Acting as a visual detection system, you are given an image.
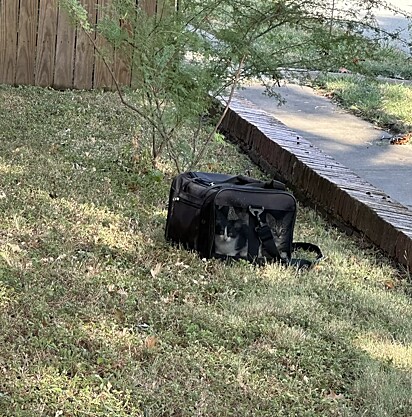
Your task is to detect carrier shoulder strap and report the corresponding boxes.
[289,242,324,269]
[250,208,323,269]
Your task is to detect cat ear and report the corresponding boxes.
[266,213,277,229]
[234,207,249,223]
[216,205,230,217]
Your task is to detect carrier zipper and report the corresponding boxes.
[215,187,296,200]
[188,172,216,187]
[172,196,201,208]
[194,178,214,187]
[182,176,215,193]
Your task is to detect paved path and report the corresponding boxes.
[239,81,412,209]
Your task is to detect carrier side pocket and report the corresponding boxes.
[166,195,202,250]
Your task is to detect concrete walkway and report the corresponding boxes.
[239,81,412,209]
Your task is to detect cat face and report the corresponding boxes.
[214,208,248,257]
[215,220,242,242]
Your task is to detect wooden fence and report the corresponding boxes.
[0,0,171,90]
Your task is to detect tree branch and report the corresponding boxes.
[81,27,170,144]
[189,54,246,169]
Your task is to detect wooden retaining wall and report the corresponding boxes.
[220,95,412,271]
[0,0,169,89]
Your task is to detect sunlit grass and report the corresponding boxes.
[0,84,411,416]
[355,333,412,370]
[314,75,412,134]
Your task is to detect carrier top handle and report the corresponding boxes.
[218,175,286,191]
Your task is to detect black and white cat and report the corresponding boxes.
[214,209,248,257]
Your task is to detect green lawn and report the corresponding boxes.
[313,75,412,135]
[0,85,411,417]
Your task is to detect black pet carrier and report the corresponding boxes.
[165,172,322,268]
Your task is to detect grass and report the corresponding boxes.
[313,75,412,135]
[1,84,412,416]
[358,46,412,81]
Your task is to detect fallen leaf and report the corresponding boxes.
[390,133,411,145]
[117,288,128,298]
[175,261,189,269]
[114,309,125,323]
[127,183,139,192]
[144,336,158,349]
[150,263,162,278]
[325,389,344,401]
[8,243,21,253]
[384,280,395,290]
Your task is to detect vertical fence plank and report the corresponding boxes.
[94,0,113,89]
[114,51,131,87]
[0,0,5,83]
[73,0,97,90]
[156,0,175,18]
[36,0,58,87]
[54,6,76,89]
[0,0,19,84]
[15,0,38,85]
[114,20,132,87]
[140,0,157,16]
